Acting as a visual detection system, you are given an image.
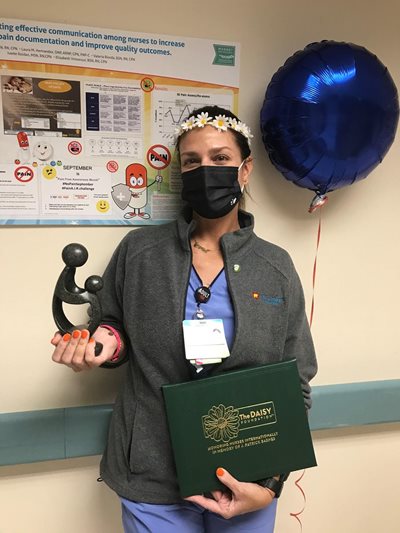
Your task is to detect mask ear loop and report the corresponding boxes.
[238,158,249,193]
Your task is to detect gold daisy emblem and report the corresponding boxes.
[203,404,240,442]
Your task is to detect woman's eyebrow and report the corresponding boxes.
[179,150,199,157]
[180,146,233,157]
[208,146,234,154]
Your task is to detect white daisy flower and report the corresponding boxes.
[174,125,183,136]
[240,124,253,140]
[228,118,240,131]
[173,125,185,143]
[195,112,212,128]
[181,116,196,131]
[212,114,229,131]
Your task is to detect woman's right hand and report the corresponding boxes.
[51,327,118,372]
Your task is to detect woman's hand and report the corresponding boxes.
[51,327,118,372]
[185,468,274,518]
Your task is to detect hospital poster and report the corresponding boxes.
[0,18,239,225]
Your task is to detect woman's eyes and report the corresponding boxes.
[181,154,230,168]
[182,158,199,168]
[214,154,230,163]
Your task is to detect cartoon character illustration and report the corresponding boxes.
[15,131,30,164]
[68,141,82,155]
[111,163,162,220]
[33,141,53,162]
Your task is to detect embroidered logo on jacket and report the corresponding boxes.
[252,292,284,305]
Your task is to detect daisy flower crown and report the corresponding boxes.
[174,112,253,145]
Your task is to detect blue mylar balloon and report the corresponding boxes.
[260,41,399,197]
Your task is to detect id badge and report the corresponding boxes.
[182,318,230,364]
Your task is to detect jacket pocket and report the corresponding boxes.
[128,401,174,477]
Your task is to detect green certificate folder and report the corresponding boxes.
[162,360,317,497]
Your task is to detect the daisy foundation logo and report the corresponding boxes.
[202,402,278,454]
[202,405,240,443]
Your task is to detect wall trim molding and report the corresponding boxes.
[1,379,399,466]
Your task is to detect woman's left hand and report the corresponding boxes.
[184,468,274,519]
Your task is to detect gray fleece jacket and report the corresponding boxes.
[99,209,317,503]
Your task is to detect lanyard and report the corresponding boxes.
[190,266,223,319]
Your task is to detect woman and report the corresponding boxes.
[51,106,317,532]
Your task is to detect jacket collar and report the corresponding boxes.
[176,207,255,256]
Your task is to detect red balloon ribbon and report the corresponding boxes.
[290,208,323,530]
[289,469,307,531]
[309,210,322,328]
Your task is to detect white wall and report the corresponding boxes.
[1,424,399,533]
[1,1,399,531]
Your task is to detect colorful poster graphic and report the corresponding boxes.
[0,18,239,225]
[2,77,81,137]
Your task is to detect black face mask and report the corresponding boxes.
[181,165,243,219]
